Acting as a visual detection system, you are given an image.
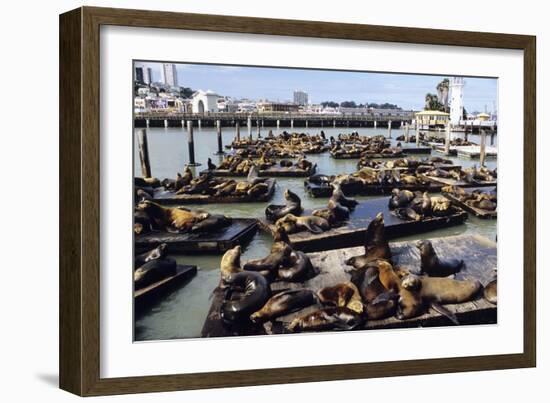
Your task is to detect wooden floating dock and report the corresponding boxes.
[200,165,316,178]
[135,264,197,316]
[400,146,432,154]
[443,187,497,219]
[201,234,496,337]
[260,197,467,252]
[331,151,404,159]
[135,219,259,254]
[455,145,498,159]
[305,179,443,198]
[420,175,496,189]
[151,178,276,205]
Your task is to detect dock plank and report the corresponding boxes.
[443,187,497,219]
[135,218,259,254]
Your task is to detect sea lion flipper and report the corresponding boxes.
[430,302,459,325]
[371,291,396,305]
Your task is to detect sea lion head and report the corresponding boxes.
[272,225,291,244]
[401,274,422,291]
[136,199,156,212]
[220,245,242,277]
[416,240,434,255]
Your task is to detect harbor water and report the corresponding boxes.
[133,126,497,341]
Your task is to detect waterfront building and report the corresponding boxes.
[191,90,220,113]
[477,112,490,121]
[415,110,450,129]
[258,102,299,113]
[135,66,144,83]
[449,77,465,125]
[160,63,178,87]
[293,90,308,106]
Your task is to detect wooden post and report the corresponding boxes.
[415,120,420,147]
[187,121,199,166]
[374,120,377,129]
[137,129,151,178]
[198,119,202,129]
[235,121,240,141]
[480,129,487,167]
[333,119,336,128]
[164,119,168,128]
[444,122,451,154]
[257,120,261,138]
[464,121,469,142]
[405,123,410,142]
[146,119,150,128]
[490,131,495,146]
[216,120,224,154]
[291,119,294,129]
[306,120,308,129]
[277,119,280,130]
[387,120,392,138]
[247,116,252,139]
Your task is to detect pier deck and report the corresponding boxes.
[200,165,316,178]
[260,197,467,253]
[420,175,496,188]
[135,265,198,315]
[201,234,496,337]
[151,178,276,205]
[305,179,443,198]
[135,219,259,254]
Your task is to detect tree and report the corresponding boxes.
[321,101,339,108]
[425,93,444,111]
[340,101,357,108]
[436,78,450,111]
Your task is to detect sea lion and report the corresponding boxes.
[134,257,177,290]
[430,197,453,216]
[220,271,271,323]
[365,292,397,320]
[207,158,217,171]
[389,189,415,209]
[331,183,358,209]
[401,274,481,304]
[265,189,303,222]
[278,250,315,282]
[134,177,161,188]
[317,282,364,314]
[214,180,237,197]
[345,213,392,270]
[191,214,231,233]
[275,213,330,234]
[135,243,168,267]
[136,188,153,201]
[247,182,269,197]
[327,198,350,222]
[286,307,364,333]
[416,240,464,277]
[243,242,292,277]
[136,200,209,232]
[250,289,317,323]
[134,210,152,234]
[394,207,422,221]
[220,245,242,283]
[484,279,497,304]
[312,208,337,225]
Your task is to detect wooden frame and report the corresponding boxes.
[59,6,536,396]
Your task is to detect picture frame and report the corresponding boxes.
[59,6,536,396]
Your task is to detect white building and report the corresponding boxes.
[160,63,178,87]
[293,90,308,106]
[449,77,465,125]
[191,90,220,113]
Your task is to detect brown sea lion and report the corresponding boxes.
[220,245,242,283]
[344,213,392,270]
[416,240,464,277]
[277,250,315,282]
[265,189,303,222]
[136,200,209,232]
[135,243,168,267]
[484,279,497,304]
[287,307,364,333]
[220,271,271,323]
[247,182,269,197]
[275,213,330,234]
[243,242,292,277]
[191,214,231,233]
[327,198,350,222]
[401,274,481,304]
[250,289,317,323]
[331,183,358,209]
[134,257,177,290]
[317,282,364,314]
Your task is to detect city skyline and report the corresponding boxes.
[135,61,498,113]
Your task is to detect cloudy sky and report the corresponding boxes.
[136,61,497,113]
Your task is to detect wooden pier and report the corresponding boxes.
[419,174,496,188]
[260,197,467,252]
[200,165,316,178]
[305,179,444,198]
[201,234,497,337]
[135,219,259,254]
[151,178,276,205]
[135,264,197,315]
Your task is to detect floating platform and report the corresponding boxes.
[443,187,497,219]
[419,175,497,188]
[400,146,432,154]
[151,178,276,205]
[201,234,496,337]
[305,179,443,198]
[455,145,498,159]
[260,197,468,252]
[331,151,404,159]
[200,165,316,178]
[135,264,197,315]
[135,219,259,254]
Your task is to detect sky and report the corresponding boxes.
[136,61,498,113]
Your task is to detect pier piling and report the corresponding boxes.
[137,129,152,178]
[444,123,451,154]
[291,119,294,129]
[186,121,200,166]
[257,120,261,138]
[405,123,410,142]
[415,121,420,147]
[480,130,487,167]
[216,120,224,154]
[247,116,252,140]
[490,131,495,146]
[387,120,392,138]
[277,120,280,130]
[235,121,240,141]
[198,119,201,129]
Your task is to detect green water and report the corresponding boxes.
[133,126,497,341]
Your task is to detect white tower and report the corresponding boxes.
[449,77,465,125]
